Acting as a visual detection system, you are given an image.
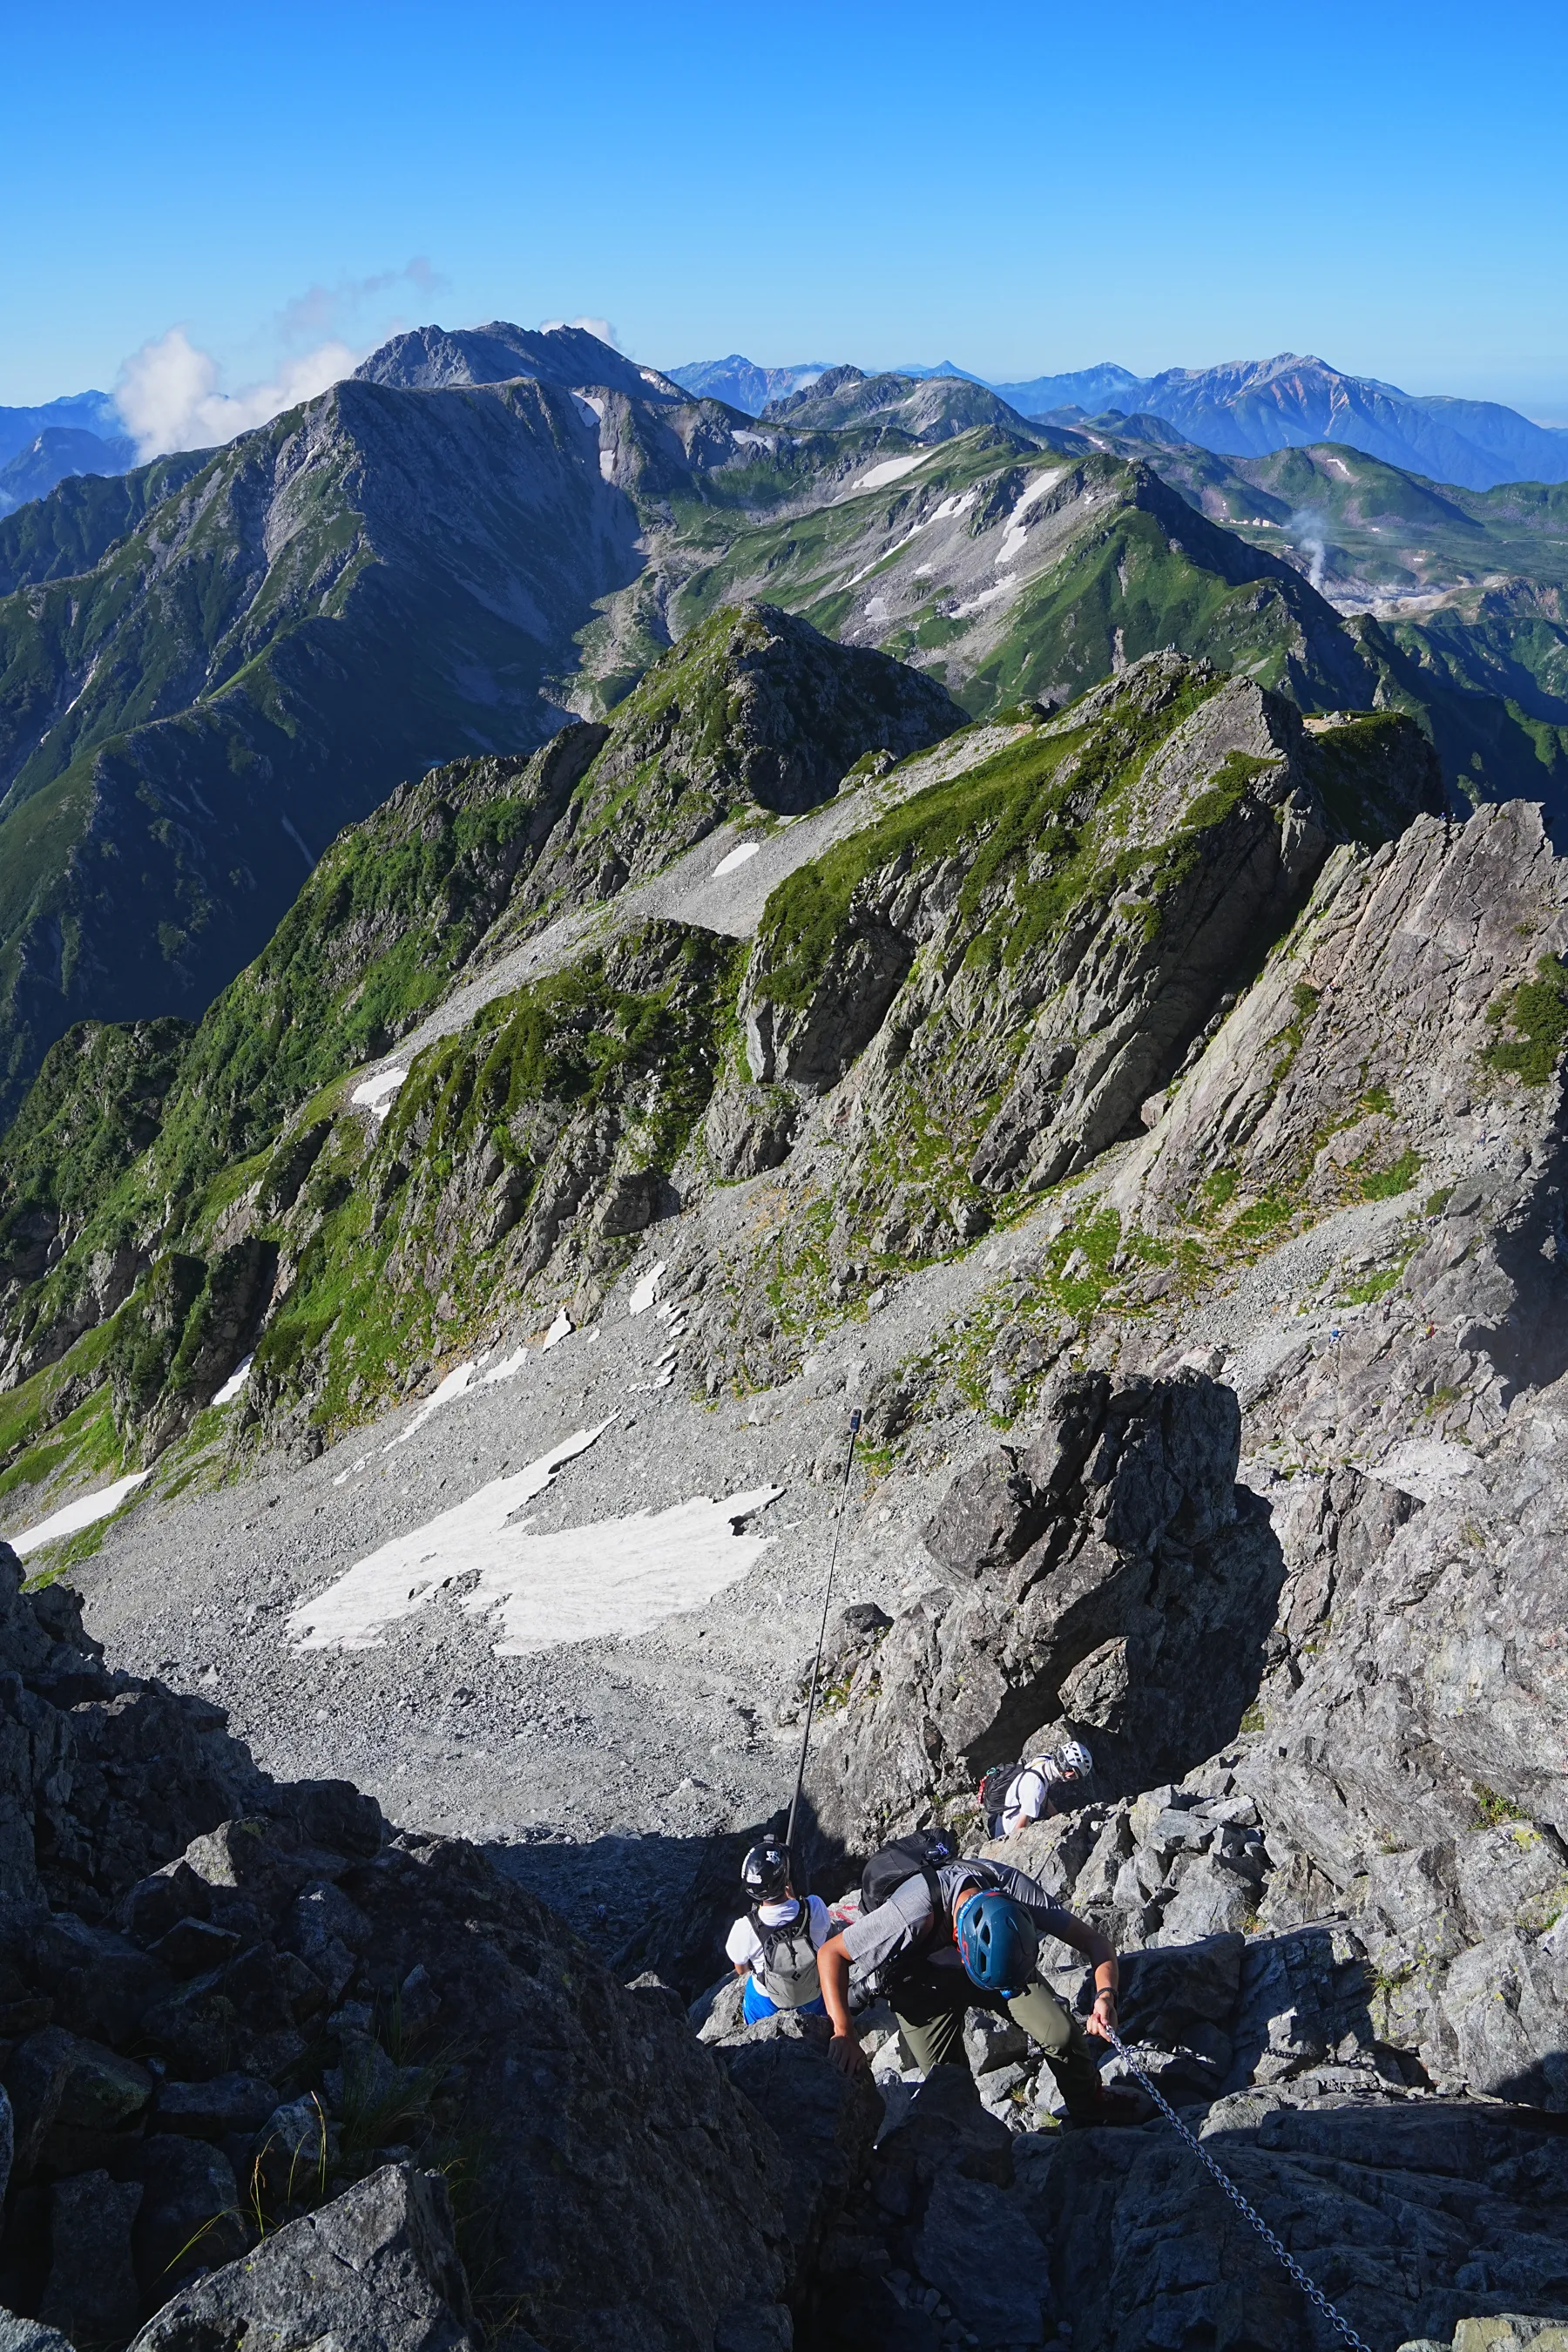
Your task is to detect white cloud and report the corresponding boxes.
[278,257,447,347]
[117,328,357,460]
[540,314,618,348]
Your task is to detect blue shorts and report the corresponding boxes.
[743,1978,827,2024]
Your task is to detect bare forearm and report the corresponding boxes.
[1054,1913,1119,1989]
[818,1939,855,2038]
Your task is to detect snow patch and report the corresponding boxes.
[712,841,761,877]
[598,449,617,482]
[951,576,1017,617]
[843,526,924,589]
[481,1347,530,1386]
[573,393,605,422]
[387,1362,476,1450]
[732,429,774,450]
[842,449,942,497]
[998,468,1066,565]
[544,1308,573,1349]
[629,1261,666,1315]
[10,1471,151,1558]
[287,1424,618,1650]
[351,1067,408,1119]
[211,1355,253,1408]
[930,491,977,521]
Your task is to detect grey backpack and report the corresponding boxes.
[748,1903,821,2009]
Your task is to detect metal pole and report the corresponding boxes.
[785,1409,861,1860]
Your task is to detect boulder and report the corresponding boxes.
[127,2163,474,2352]
[3,2031,75,2179]
[152,2072,278,2139]
[912,2168,1055,2347]
[129,2135,244,2301]
[39,2169,143,2346]
[872,2067,1016,2218]
[813,1369,1286,1840]
[148,1917,240,1977]
[0,2315,76,2352]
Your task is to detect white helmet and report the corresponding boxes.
[1051,1739,1094,1782]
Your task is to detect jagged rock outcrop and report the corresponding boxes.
[1239,1382,1568,2107]
[504,603,963,923]
[809,1369,1286,1844]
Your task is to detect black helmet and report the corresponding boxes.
[741,1842,791,1900]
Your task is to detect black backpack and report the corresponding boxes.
[859,1828,955,1917]
[977,1759,1032,1837]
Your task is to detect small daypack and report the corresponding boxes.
[748,1902,821,2010]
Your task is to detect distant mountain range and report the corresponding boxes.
[668,351,1568,492]
[7,347,1566,528]
[0,391,131,518]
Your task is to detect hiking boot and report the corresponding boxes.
[1064,2083,1146,2128]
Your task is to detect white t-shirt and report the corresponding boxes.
[726,1895,833,1971]
[1000,1765,1051,1836]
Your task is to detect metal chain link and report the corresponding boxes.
[1104,2027,1377,2352]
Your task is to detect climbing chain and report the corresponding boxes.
[1103,2028,1376,2352]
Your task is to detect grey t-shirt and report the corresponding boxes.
[841,1859,1077,1978]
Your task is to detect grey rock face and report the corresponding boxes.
[127,2163,475,2352]
[1238,1389,1568,2103]
[704,1083,803,1180]
[1039,2092,1568,2352]
[0,2316,75,2352]
[745,919,914,1094]
[813,1369,1282,1839]
[710,2012,884,2294]
[913,2168,1054,2345]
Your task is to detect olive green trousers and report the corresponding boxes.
[891,1960,1104,2113]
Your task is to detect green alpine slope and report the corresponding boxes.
[0,603,954,1411]
[0,639,1436,1511]
[0,374,648,1125]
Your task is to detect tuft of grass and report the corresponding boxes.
[1473,1782,1528,1827]
[1359,1149,1422,1200]
[1482,954,1568,1086]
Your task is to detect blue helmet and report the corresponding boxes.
[955,1890,1039,1998]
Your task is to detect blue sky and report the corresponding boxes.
[7,0,1568,417]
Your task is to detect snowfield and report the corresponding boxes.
[843,449,942,496]
[287,1414,783,1655]
[712,841,761,876]
[9,1470,151,1558]
[350,1067,408,1119]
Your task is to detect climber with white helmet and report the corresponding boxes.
[978,1738,1096,1841]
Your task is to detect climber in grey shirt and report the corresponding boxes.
[818,1856,1141,2126]
[841,1859,1078,1980]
